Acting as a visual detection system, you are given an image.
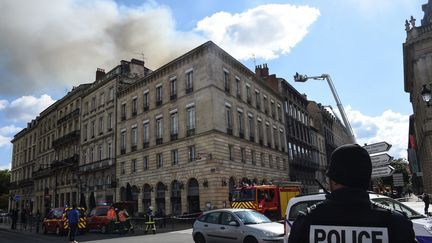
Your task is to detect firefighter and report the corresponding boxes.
[118,208,127,235]
[144,206,156,234]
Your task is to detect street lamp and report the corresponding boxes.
[421,84,431,106]
[293,72,356,143]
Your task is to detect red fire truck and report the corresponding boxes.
[230,181,301,220]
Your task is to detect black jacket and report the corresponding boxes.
[288,188,417,243]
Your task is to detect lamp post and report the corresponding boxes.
[421,84,431,106]
[294,73,356,143]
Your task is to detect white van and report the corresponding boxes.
[284,193,432,243]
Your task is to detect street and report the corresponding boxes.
[0,227,194,243]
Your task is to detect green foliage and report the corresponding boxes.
[0,169,10,210]
[381,158,410,186]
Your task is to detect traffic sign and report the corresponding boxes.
[392,173,404,187]
[371,165,395,178]
[370,153,392,167]
[14,195,21,201]
[363,142,392,154]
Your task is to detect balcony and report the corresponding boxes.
[187,128,195,137]
[57,108,80,125]
[239,131,244,139]
[120,148,126,155]
[227,128,233,135]
[131,145,137,152]
[170,94,177,100]
[143,106,149,112]
[186,87,193,94]
[51,154,79,168]
[33,167,53,178]
[170,133,178,141]
[79,158,115,173]
[156,138,163,145]
[143,142,149,149]
[156,100,162,106]
[52,130,80,149]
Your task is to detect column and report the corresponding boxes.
[137,191,143,213]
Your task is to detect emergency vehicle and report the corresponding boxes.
[231,181,301,220]
[42,207,87,235]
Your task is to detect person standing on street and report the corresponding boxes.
[67,203,79,243]
[423,193,430,215]
[288,144,417,243]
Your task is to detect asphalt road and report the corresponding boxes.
[0,227,194,243]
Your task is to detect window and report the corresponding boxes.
[132,97,137,115]
[274,127,278,150]
[156,85,162,106]
[186,106,195,136]
[143,156,149,170]
[121,103,126,120]
[91,120,95,138]
[257,120,263,144]
[186,70,193,94]
[108,142,112,158]
[263,96,268,114]
[251,150,256,165]
[246,85,251,103]
[143,91,149,111]
[255,91,260,109]
[236,78,241,98]
[266,124,271,147]
[228,145,234,161]
[271,100,276,118]
[131,126,137,150]
[83,124,88,141]
[121,162,125,174]
[107,112,113,130]
[248,115,254,141]
[224,70,230,92]
[188,145,196,162]
[98,145,102,160]
[171,149,178,166]
[170,77,177,100]
[261,152,265,167]
[238,111,244,138]
[109,87,114,101]
[99,93,105,106]
[120,131,126,154]
[280,130,285,151]
[156,153,163,169]
[131,159,136,173]
[156,117,163,144]
[240,147,246,163]
[276,157,280,169]
[91,97,96,111]
[269,155,273,168]
[277,104,282,122]
[83,150,87,164]
[98,116,104,135]
[170,112,178,138]
[226,106,232,134]
[143,122,149,147]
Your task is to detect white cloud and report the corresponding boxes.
[345,106,409,159]
[0,100,7,110]
[0,125,22,136]
[0,0,205,95]
[195,4,320,60]
[3,95,56,122]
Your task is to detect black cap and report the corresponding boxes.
[327,144,372,190]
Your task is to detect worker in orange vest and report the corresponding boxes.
[118,209,127,235]
[106,207,116,234]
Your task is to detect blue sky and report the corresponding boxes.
[0,0,424,169]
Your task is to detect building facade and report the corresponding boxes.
[115,41,289,215]
[404,0,432,193]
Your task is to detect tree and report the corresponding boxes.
[0,169,11,210]
[381,158,411,193]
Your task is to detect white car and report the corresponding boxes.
[284,193,432,243]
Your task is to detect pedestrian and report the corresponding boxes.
[67,203,79,243]
[20,209,27,230]
[423,192,430,215]
[10,209,18,230]
[35,210,41,233]
[106,206,116,234]
[288,144,417,243]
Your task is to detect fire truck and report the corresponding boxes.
[230,181,301,220]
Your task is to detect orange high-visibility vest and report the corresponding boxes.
[119,211,127,222]
[107,209,116,220]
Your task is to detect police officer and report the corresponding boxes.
[288,144,417,243]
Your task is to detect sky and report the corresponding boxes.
[0,0,425,170]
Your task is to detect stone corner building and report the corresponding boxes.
[404,0,432,194]
[9,41,290,215]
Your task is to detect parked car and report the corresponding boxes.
[193,208,284,243]
[42,207,87,235]
[87,205,111,233]
[284,193,432,243]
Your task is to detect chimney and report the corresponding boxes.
[255,65,262,79]
[255,64,270,79]
[262,63,269,77]
[96,68,105,81]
